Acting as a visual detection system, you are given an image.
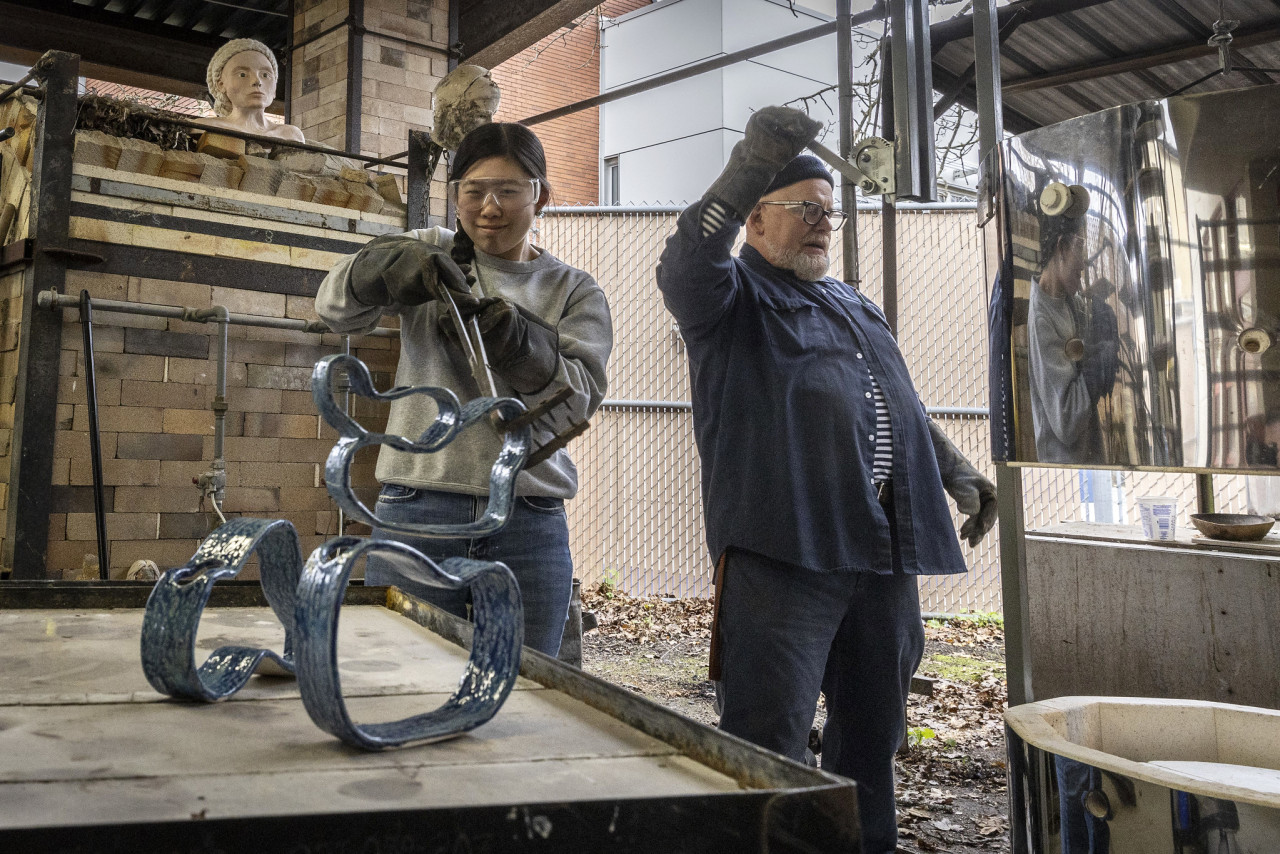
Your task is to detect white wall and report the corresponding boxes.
[599,0,980,205]
[602,0,843,205]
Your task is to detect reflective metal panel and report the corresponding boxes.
[1008,728,1280,853]
[1001,84,1280,470]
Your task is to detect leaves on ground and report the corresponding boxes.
[579,590,1010,853]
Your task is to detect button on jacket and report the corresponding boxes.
[656,201,967,576]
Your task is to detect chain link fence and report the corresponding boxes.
[538,204,1250,613]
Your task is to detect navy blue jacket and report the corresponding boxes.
[656,201,967,576]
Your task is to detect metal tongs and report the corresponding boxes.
[426,270,588,469]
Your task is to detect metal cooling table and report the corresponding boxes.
[0,582,859,852]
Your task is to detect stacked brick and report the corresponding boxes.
[72,127,406,215]
[0,95,38,246]
[291,0,450,223]
[44,272,396,578]
[291,0,351,148]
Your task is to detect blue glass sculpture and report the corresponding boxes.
[295,537,522,748]
[140,353,530,748]
[312,353,531,538]
[140,517,302,701]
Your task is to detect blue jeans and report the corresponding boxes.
[365,485,574,656]
[716,548,924,854]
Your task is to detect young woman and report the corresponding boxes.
[316,123,613,656]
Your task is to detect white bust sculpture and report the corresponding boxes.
[201,38,305,143]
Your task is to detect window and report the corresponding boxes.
[603,156,620,206]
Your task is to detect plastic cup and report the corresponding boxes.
[1138,496,1178,541]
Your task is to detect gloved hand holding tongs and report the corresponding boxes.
[347,233,500,397]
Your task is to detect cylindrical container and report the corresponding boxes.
[1138,496,1178,540]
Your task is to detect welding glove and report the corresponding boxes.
[928,420,998,547]
[707,106,824,219]
[348,234,470,308]
[1080,297,1119,403]
[441,293,560,395]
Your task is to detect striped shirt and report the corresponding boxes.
[869,373,893,483]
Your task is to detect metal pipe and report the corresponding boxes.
[0,71,38,105]
[78,290,109,580]
[540,202,979,214]
[836,0,860,286]
[1196,473,1216,515]
[37,291,400,338]
[519,7,887,128]
[191,307,230,508]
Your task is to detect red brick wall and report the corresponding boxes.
[491,1,649,206]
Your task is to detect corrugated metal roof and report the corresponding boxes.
[932,0,1280,131]
[68,0,291,52]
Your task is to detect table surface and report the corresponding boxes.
[0,605,743,829]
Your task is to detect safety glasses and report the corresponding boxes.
[758,200,848,229]
[448,178,541,213]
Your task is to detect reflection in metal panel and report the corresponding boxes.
[1000,83,1280,471]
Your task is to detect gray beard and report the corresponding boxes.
[762,238,830,281]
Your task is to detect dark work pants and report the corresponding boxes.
[716,549,924,854]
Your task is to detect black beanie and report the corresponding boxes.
[764,153,834,195]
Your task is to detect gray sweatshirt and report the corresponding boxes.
[1028,278,1102,463]
[315,227,612,499]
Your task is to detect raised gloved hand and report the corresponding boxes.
[348,234,470,308]
[707,106,823,219]
[441,293,560,394]
[927,420,998,547]
[1080,297,1119,403]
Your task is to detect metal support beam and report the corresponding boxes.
[6,51,78,579]
[345,0,364,154]
[462,0,601,69]
[888,0,936,202]
[972,0,1033,707]
[407,130,432,231]
[837,0,859,288]
[879,38,898,335]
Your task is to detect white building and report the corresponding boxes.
[598,0,978,206]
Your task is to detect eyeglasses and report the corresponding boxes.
[758,200,847,229]
[448,178,541,213]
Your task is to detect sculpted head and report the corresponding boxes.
[207,39,280,117]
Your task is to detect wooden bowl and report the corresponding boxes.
[1189,513,1276,542]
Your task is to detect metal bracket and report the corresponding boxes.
[852,137,896,196]
[806,137,895,196]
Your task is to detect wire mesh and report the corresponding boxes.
[538,204,1252,613]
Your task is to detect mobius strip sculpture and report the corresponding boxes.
[313,353,532,539]
[140,517,302,701]
[140,353,529,748]
[295,537,522,749]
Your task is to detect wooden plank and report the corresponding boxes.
[74,164,406,227]
[0,606,543,705]
[70,189,381,250]
[70,203,370,257]
[71,170,405,236]
[0,688,689,785]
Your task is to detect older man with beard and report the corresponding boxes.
[655,106,996,854]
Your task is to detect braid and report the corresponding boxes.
[450,224,479,289]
